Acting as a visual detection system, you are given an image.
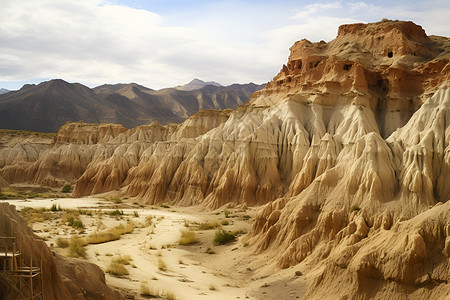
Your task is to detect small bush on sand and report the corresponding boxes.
[56,237,69,248]
[158,258,167,271]
[86,222,133,244]
[106,262,129,277]
[140,281,157,296]
[68,237,86,258]
[178,229,199,245]
[108,209,124,216]
[197,221,220,230]
[212,229,235,246]
[50,204,62,211]
[112,255,132,265]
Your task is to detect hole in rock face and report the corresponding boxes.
[388,51,393,58]
[343,64,352,71]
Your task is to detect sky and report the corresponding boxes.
[0,0,449,90]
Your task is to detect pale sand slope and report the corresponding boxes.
[13,197,307,300]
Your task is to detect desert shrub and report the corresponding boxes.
[209,284,217,291]
[221,220,229,226]
[106,262,129,277]
[197,221,220,230]
[165,291,177,300]
[112,255,132,265]
[111,197,122,204]
[133,211,139,217]
[108,209,124,216]
[212,229,235,246]
[86,222,133,244]
[242,215,251,220]
[205,247,215,254]
[140,281,157,296]
[61,184,72,193]
[68,237,86,258]
[73,219,84,229]
[50,204,62,211]
[56,237,69,248]
[158,258,167,271]
[224,210,231,218]
[178,229,199,245]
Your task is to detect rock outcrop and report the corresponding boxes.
[0,20,449,299]
[0,203,123,300]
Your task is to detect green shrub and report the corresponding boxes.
[108,209,124,216]
[221,220,229,226]
[73,220,84,229]
[61,184,72,193]
[212,229,235,245]
[50,204,62,211]
[224,210,230,218]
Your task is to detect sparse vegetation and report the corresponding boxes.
[85,222,133,244]
[72,219,84,229]
[242,215,251,220]
[197,221,220,230]
[158,258,167,271]
[111,197,122,204]
[140,281,156,296]
[221,220,229,226]
[61,184,72,193]
[50,203,62,211]
[106,262,129,277]
[224,210,231,218]
[56,237,69,248]
[351,204,361,212]
[212,229,235,245]
[205,247,216,254]
[68,237,86,258]
[112,255,132,265]
[108,209,124,216]
[178,229,199,245]
[209,284,217,291]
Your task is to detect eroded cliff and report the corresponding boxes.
[0,20,449,299]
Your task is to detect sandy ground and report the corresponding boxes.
[4,197,307,300]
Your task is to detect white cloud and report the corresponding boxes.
[0,0,448,90]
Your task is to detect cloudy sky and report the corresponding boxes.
[0,0,449,90]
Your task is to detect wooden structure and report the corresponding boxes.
[0,235,44,300]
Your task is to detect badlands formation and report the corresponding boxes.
[0,20,449,299]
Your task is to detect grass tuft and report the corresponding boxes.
[106,262,129,277]
[56,237,69,248]
[68,237,86,258]
[178,229,199,245]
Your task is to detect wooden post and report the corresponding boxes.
[40,257,44,300]
[30,256,33,300]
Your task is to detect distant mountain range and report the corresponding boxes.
[0,88,9,95]
[175,78,222,91]
[0,79,264,132]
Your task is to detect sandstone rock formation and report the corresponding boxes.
[0,202,123,300]
[0,20,449,299]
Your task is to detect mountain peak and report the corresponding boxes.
[176,78,222,91]
[0,88,10,95]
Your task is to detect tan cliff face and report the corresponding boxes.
[0,20,449,299]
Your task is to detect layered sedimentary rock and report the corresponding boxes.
[0,203,123,300]
[0,20,449,298]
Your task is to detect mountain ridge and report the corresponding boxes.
[0,79,264,132]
